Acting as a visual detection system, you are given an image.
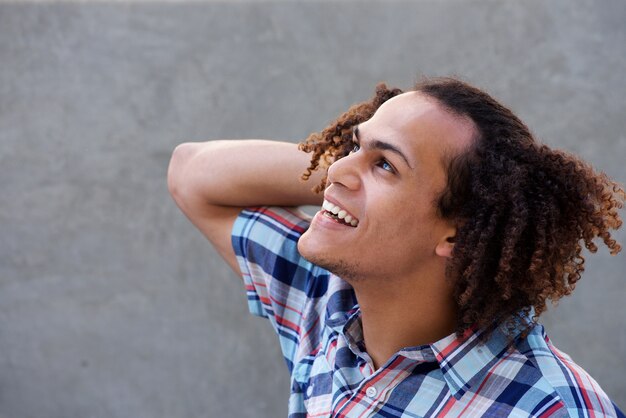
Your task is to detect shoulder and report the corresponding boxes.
[517,325,617,417]
[450,324,618,417]
[231,206,329,292]
[233,206,311,248]
[231,206,333,367]
[232,207,313,273]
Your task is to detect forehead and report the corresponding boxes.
[359,91,476,166]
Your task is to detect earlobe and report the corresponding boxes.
[435,235,455,258]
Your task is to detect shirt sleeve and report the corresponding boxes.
[231,206,329,369]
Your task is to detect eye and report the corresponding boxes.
[350,142,360,154]
[377,159,395,173]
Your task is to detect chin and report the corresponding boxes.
[298,229,339,262]
[297,233,360,281]
[297,231,321,264]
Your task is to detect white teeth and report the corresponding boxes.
[322,199,359,227]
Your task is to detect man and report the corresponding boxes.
[168,78,624,417]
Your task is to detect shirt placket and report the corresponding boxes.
[332,357,416,417]
[332,313,430,417]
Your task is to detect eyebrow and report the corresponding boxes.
[353,125,413,169]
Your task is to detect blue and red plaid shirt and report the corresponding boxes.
[232,206,619,417]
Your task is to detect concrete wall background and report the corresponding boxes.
[1,1,624,417]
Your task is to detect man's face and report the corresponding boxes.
[298,91,475,281]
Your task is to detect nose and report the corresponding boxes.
[326,153,361,191]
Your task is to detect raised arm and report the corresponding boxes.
[167,140,324,276]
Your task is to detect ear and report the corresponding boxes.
[435,227,456,259]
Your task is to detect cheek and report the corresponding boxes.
[366,200,416,238]
[368,198,437,244]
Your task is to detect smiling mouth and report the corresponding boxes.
[321,199,359,227]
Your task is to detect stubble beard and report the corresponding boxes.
[298,244,362,282]
[306,254,361,282]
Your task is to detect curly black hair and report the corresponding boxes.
[299,77,624,338]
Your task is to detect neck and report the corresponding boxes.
[351,262,458,370]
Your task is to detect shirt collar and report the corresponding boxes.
[329,307,534,398]
[430,309,535,399]
[323,275,535,399]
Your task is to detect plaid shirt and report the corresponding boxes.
[232,207,618,418]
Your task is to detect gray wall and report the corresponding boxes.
[1,1,624,417]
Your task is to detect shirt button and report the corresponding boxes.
[306,385,313,397]
[366,386,377,398]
